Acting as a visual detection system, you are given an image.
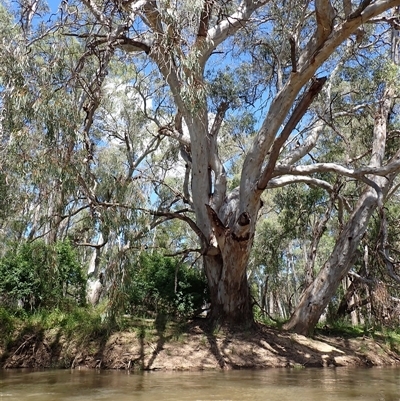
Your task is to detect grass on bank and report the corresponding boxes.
[0,304,189,353]
[1,306,400,355]
[313,319,400,355]
[0,305,109,348]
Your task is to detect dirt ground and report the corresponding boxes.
[1,319,400,370]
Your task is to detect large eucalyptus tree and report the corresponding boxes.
[66,0,400,331]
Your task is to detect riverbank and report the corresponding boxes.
[1,318,400,370]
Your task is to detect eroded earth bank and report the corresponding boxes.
[2,320,400,370]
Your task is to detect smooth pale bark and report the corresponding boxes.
[87,278,103,306]
[86,233,107,305]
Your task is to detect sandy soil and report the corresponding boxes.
[1,319,400,370]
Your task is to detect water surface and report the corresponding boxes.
[0,368,399,400]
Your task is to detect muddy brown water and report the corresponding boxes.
[0,368,399,400]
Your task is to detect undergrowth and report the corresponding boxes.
[0,304,191,349]
[0,305,112,347]
[315,320,366,338]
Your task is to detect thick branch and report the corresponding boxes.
[240,2,400,225]
[210,102,229,137]
[198,0,269,68]
[348,270,375,285]
[315,0,336,44]
[274,158,400,179]
[164,248,202,257]
[297,0,335,69]
[141,0,163,33]
[343,0,353,17]
[338,297,371,316]
[115,36,151,53]
[158,125,191,148]
[280,121,324,165]
[209,102,229,210]
[258,76,327,190]
[289,36,297,73]
[77,241,108,249]
[267,175,352,212]
[81,0,108,25]
[206,204,227,252]
[349,0,373,19]
[150,209,208,252]
[298,0,400,72]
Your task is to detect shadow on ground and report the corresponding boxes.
[1,318,400,370]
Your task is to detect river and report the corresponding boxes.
[0,368,399,400]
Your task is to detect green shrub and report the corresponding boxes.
[123,253,208,318]
[0,306,14,336]
[0,240,86,311]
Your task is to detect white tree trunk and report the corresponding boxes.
[86,234,106,305]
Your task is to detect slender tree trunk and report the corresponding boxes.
[337,276,359,318]
[277,297,286,320]
[260,274,269,316]
[350,291,359,326]
[304,191,337,287]
[86,233,107,305]
[269,293,275,317]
